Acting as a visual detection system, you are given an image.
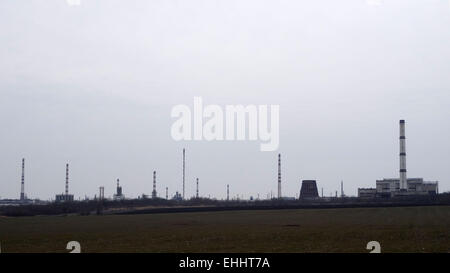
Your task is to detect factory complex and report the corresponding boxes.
[0,120,441,206]
[358,120,438,198]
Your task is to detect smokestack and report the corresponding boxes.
[183,148,185,200]
[65,164,69,195]
[152,171,157,199]
[99,186,104,200]
[227,184,229,201]
[277,154,281,199]
[196,178,199,198]
[20,158,25,201]
[399,120,407,191]
[166,187,168,200]
[341,181,344,197]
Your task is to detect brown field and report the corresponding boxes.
[0,206,449,253]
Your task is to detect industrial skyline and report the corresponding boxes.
[4,120,443,202]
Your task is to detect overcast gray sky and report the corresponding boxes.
[0,0,449,200]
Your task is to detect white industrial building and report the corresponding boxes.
[358,120,439,198]
[375,178,438,197]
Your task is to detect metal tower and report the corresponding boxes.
[277,153,281,199]
[99,186,104,200]
[196,178,199,198]
[152,171,157,199]
[65,164,69,195]
[20,158,25,201]
[399,120,407,191]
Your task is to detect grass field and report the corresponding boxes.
[1,206,449,253]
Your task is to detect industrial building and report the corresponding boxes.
[113,179,124,200]
[357,188,377,198]
[375,178,438,197]
[172,191,182,201]
[358,120,439,198]
[299,180,319,199]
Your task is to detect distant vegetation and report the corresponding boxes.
[1,193,450,217]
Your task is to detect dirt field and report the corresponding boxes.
[0,206,449,253]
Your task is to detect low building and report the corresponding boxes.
[358,188,377,198]
[55,194,74,202]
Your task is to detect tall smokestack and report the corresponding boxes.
[152,171,157,199]
[277,154,281,199]
[182,148,185,200]
[166,187,168,200]
[341,181,344,197]
[65,164,69,195]
[99,186,104,200]
[20,158,25,201]
[227,184,229,201]
[399,120,407,191]
[196,178,199,198]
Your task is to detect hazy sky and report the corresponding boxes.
[1,0,449,200]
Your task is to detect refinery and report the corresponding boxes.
[0,120,443,209]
